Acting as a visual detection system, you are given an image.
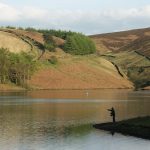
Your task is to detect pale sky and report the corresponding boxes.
[0,0,150,34]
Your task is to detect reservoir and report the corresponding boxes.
[0,90,150,150]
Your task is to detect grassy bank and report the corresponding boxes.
[0,84,25,91]
[93,116,150,140]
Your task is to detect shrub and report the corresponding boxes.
[0,48,37,86]
[18,27,24,30]
[25,27,37,32]
[43,34,56,52]
[0,48,10,83]
[44,43,56,52]
[6,26,16,29]
[48,56,58,64]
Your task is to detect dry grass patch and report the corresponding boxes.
[0,31,31,53]
[29,55,133,90]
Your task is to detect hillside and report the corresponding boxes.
[90,27,150,57]
[28,54,133,89]
[0,30,31,53]
[0,28,45,60]
[90,27,150,89]
[0,27,133,90]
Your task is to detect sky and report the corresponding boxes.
[0,0,150,34]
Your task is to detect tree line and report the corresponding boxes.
[39,30,96,55]
[1,27,96,55]
[38,29,96,55]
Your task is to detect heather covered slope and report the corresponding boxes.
[90,27,150,57]
[90,27,150,89]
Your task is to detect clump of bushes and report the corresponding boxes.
[127,67,150,89]
[43,34,56,52]
[6,26,16,29]
[48,56,58,64]
[0,48,37,86]
[63,33,96,55]
[25,27,37,32]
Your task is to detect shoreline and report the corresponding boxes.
[0,83,135,91]
[0,85,134,92]
[1,87,150,92]
[93,116,150,140]
[0,84,25,91]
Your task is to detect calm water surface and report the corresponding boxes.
[0,90,150,150]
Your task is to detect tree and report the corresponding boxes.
[0,48,37,86]
[0,48,10,83]
[8,52,37,86]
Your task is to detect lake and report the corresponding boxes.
[0,89,150,150]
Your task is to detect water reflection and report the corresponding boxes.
[0,90,150,150]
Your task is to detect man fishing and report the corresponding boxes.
[108,107,116,123]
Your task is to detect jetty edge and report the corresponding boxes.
[93,116,150,140]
